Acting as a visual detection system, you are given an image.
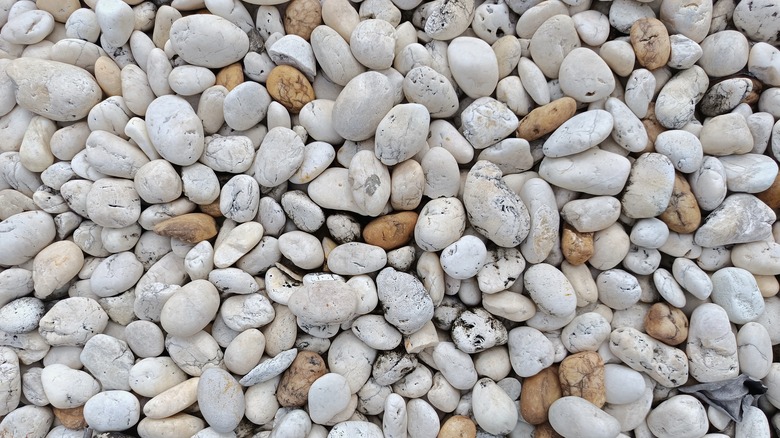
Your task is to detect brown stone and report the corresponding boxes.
[516,97,577,141]
[199,200,223,218]
[362,211,418,250]
[520,366,561,425]
[215,63,244,91]
[561,223,594,265]
[153,213,218,244]
[438,415,477,438]
[94,56,122,97]
[757,171,780,209]
[659,172,701,233]
[743,77,763,105]
[558,351,606,408]
[277,350,328,407]
[630,17,671,70]
[266,65,315,114]
[642,102,665,152]
[284,0,322,41]
[645,302,689,345]
[534,423,564,438]
[53,406,88,430]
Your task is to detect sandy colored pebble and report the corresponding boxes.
[520,366,561,425]
[199,201,223,217]
[558,351,606,408]
[644,302,689,345]
[438,415,477,438]
[285,0,322,40]
[757,172,780,209]
[516,97,577,141]
[659,172,701,233]
[94,56,122,97]
[153,213,218,244]
[215,63,244,91]
[630,18,671,70]
[52,406,87,430]
[266,65,316,113]
[277,350,328,407]
[363,211,418,250]
[561,223,594,266]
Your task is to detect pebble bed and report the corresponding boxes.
[2,0,780,437]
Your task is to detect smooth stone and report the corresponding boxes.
[164,331,224,378]
[308,373,351,424]
[402,66,458,118]
[198,368,245,433]
[169,14,248,68]
[654,129,703,173]
[310,25,365,87]
[145,95,204,166]
[539,148,631,196]
[41,364,101,408]
[219,175,260,223]
[621,153,676,219]
[414,197,466,252]
[719,154,779,194]
[252,127,304,187]
[0,405,53,437]
[687,303,739,382]
[694,194,775,247]
[83,390,140,432]
[604,364,645,405]
[6,58,101,122]
[646,395,709,438]
[472,378,517,435]
[700,113,753,155]
[559,48,615,102]
[549,396,621,438]
[624,69,656,118]
[332,71,394,141]
[529,15,580,79]
[655,66,709,129]
[38,297,108,347]
[160,280,220,338]
[507,326,554,378]
[1,9,54,44]
[327,243,387,275]
[561,196,621,232]
[288,278,357,325]
[738,322,773,379]
[543,110,613,157]
[447,37,499,98]
[374,103,429,165]
[689,156,728,211]
[451,308,508,354]
[710,267,765,324]
[439,236,487,280]
[80,334,134,391]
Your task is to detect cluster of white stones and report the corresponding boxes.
[1,0,780,437]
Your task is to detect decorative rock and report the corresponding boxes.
[145,95,204,166]
[655,66,708,129]
[646,395,709,438]
[169,15,249,68]
[83,390,140,432]
[705,192,776,246]
[288,278,357,325]
[710,267,765,324]
[644,302,689,345]
[439,236,487,280]
[363,211,417,250]
[508,327,555,378]
[609,327,688,387]
[463,161,530,247]
[700,113,754,156]
[197,367,245,433]
[543,110,613,157]
[41,364,101,408]
[374,103,429,165]
[737,322,773,379]
[561,312,611,353]
[376,267,434,335]
[686,303,738,383]
[266,65,315,113]
[332,72,393,141]
[540,148,631,196]
[549,396,620,438]
[529,15,580,79]
[603,364,645,405]
[472,378,517,435]
[558,351,606,408]
[153,213,217,244]
[6,58,101,122]
[308,373,351,424]
[414,197,466,252]
[516,97,577,141]
[447,37,499,98]
[630,18,671,70]
[559,48,615,102]
[519,365,561,425]
[451,308,507,354]
[38,297,108,347]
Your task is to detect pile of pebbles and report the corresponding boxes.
[3,0,780,436]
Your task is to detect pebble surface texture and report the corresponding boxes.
[2,0,780,437]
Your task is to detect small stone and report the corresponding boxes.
[376,267,434,335]
[644,302,689,345]
[447,37,498,98]
[603,364,646,405]
[710,267,765,324]
[438,415,476,438]
[53,406,87,430]
[472,378,517,435]
[516,97,577,141]
[508,327,555,378]
[686,303,739,383]
[630,18,671,70]
[562,224,594,266]
[540,148,631,196]
[169,14,249,68]
[308,373,351,425]
[215,63,244,91]
[659,172,702,233]
[559,48,615,102]
[363,211,418,250]
[83,390,140,432]
[542,109,613,157]
[646,395,709,438]
[41,364,101,408]
[197,368,245,433]
[694,194,775,247]
[519,365,561,425]
[153,213,217,244]
[451,308,507,354]
[548,396,620,438]
[288,279,357,325]
[558,351,606,408]
[609,327,688,387]
[277,351,329,407]
[285,0,322,40]
[266,65,315,113]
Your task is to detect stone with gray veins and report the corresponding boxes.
[686,303,739,383]
[0,347,20,416]
[38,297,108,347]
[655,66,709,129]
[609,327,688,387]
[621,153,676,219]
[0,211,56,266]
[646,395,709,438]
[83,390,140,433]
[220,175,260,223]
[90,251,144,298]
[165,331,224,377]
[251,127,304,187]
[145,95,204,166]
[694,194,775,247]
[543,110,613,157]
[0,405,53,437]
[198,367,245,433]
[710,267,765,324]
[220,293,275,331]
[199,135,254,174]
[332,72,394,141]
[376,267,434,335]
[349,149,392,216]
[460,97,518,150]
[373,103,430,165]
[0,297,44,334]
[414,197,466,252]
[80,334,134,391]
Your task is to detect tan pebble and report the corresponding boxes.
[659,173,701,233]
[438,415,477,438]
[199,201,224,218]
[642,102,665,152]
[645,302,689,345]
[285,0,322,41]
[266,65,316,114]
[153,213,218,244]
[561,223,594,266]
[756,171,780,209]
[94,56,122,97]
[516,97,577,141]
[520,366,562,425]
[277,350,328,407]
[534,422,564,438]
[215,63,244,91]
[363,211,418,251]
[36,0,80,22]
[743,77,763,105]
[558,351,606,408]
[53,406,88,430]
[630,18,671,70]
